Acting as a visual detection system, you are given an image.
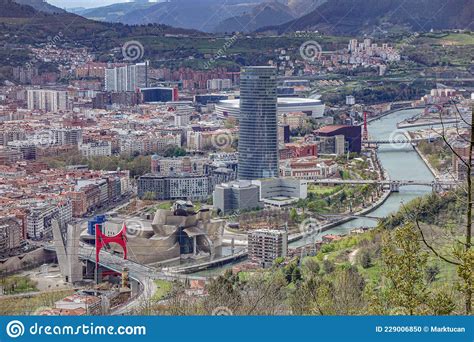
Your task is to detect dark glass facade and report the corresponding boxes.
[238,66,279,180]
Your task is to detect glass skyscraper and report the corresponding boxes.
[238,66,279,180]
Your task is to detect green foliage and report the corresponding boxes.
[321,80,434,106]
[322,260,335,274]
[204,270,241,314]
[332,266,366,315]
[381,223,430,315]
[291,267,302,284]
[273,257,285,266]
[163,146,187,158]
[282,260,300,284]
[89,155,151,178]
[454,248,474,312]
[0,276,37,295]
[425,265,440,283]
[0,290,74,315]
[41,153,151,178]
[360,250,373,269]
[427,287,457,315]
[302,258,320,276]
[321,244,335,254]
[152,280,173,301]
[289,208,298,223]
[380,191,457,230]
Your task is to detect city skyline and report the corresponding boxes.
[0,0,472,324]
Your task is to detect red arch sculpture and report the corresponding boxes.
[95,223,128,265]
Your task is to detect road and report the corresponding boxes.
[75,244,209,314]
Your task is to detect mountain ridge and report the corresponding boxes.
[213,1,296,33]
[260,0,474,35]
[13,0,65,14]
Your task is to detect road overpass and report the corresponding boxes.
[44,243,207,314]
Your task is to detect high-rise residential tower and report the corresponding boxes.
[105,61,148,92]
[238,66,279,180]
[27,89,68,113]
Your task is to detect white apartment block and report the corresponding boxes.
[207,78,232,91]
[27,200,72,240]
[79,141,112,158]
[105,62,148,92]
[27,89,68,113]
[119,133,181,156]
[151,156,209,175]
[174,113,191,127]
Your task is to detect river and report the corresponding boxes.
[291,107,435,246]
[193,108,435,275]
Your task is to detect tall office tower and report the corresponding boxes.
[238,66,279,180]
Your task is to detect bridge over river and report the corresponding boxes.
[309,179,459,192]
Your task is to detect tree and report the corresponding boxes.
[427,286,456,315]
[302,258,320,276]
[333,266,366,315]
[360,250,372,269]
[241,271,288,315]
[204,270,241,314]
[322,260,335,274]
[382,223,429,315]
[163,146,186,158]
[425,265,440,283]
[289,208,298,223]
[289,275,335,315]
[408,104,473,314]
[296,199,306,216]
[291,267,302,284]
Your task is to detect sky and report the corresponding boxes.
[48,0,134,9]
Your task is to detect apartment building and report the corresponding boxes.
[26,200,72,240]
[105,62,148,92]
[207,78,232,91]
[27,89,68,112]
[151,156,209,176]
[248,229,288,268]
[79,141,112,158]
[0,216,25,256]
